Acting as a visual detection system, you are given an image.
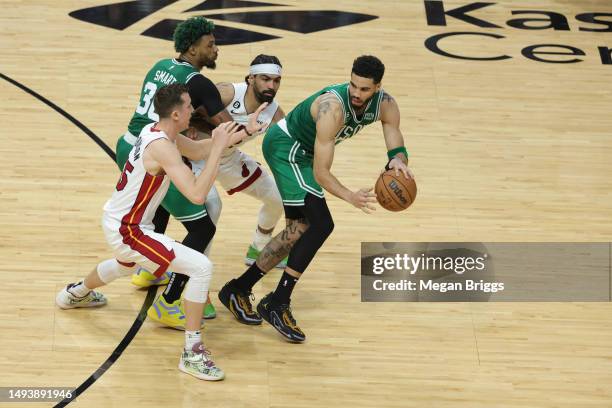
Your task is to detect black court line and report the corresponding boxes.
[54,287,157,407]
[0,72,116,161]
[0,72,157,406]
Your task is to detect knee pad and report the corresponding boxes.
[182,216,216,253]
[304,194,334,239]
[97,259,137,284]
[182,257,213,303]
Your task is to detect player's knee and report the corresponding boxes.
[283,219,309,243]
[191,256,213,283]
[304,195,334,239]
[312,214,334,239]
[182,257,212,303]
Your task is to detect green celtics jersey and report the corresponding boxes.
[127,58,200,136]
[284,82,384,153]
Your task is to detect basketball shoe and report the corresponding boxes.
[218,279,262,325]
[148,297,214,329]
[56,283,107,309]
[257,293,305,342]
[179,342,225,381]
[130,268,171,288]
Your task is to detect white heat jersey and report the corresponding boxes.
[103,123,171,231]
[223,82,278,156]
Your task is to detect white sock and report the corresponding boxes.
[252,228,272,251]
[185,330,202,351]
[68,281,91,297]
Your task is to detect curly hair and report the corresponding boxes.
[173,16,215,53]
[352,55,385,84]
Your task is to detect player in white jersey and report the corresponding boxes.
[56,83,267,381]
[214,55,285,270]
[157,55,287,324]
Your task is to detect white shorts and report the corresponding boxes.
[216,150,265,194]
[102,214,176,277]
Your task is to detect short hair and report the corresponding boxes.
[153,83,189,119]
[245,54,283,83]
[351,55,385,84]
[173,16,215,53]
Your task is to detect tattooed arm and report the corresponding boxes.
[311,93,377,213]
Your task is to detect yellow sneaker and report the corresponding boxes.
[147,296,187,330]
[147,296,207,330]
[131,268,171,288]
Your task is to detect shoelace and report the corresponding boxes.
[194,346,217,369]
[239,292,256,313]
[278,304,298,327]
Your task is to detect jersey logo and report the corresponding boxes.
[233,101,241,109]
[241,162,250,177]
[69,1,378,46]
[364,112,375,121]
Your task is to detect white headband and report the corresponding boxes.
[249,63,282,76]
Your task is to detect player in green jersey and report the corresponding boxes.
[116,16,265,328]
[219,55,413,342]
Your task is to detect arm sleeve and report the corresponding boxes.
[186,74,225,117]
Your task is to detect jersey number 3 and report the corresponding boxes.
[116,161,134,191]
[135,81,160,121]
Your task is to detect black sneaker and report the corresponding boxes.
[218,279,262,325]
[257,292,306,343]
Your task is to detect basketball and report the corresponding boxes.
[375,170,417,211]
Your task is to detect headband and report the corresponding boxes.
[249,63,282,76]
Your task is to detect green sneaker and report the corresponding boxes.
[203,301,216,319]
[244,245,287,269]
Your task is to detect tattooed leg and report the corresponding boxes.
[255,218,309,272]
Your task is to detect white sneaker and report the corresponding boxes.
[178,342,225,381]
[56,283,107,309]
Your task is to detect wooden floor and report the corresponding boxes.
[1,0,612,407]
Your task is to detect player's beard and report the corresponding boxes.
[254,88,275,104]
[349,95,372,111]
[202,53,217,70]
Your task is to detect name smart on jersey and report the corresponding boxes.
[154,70,178,86]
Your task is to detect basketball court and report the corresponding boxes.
[1,0,611,406]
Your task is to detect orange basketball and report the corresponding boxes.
[375,170,417,212]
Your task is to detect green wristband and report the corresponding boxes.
[387,146,409,160]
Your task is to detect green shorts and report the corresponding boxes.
[262,124,324,206]
[116,134,208,221]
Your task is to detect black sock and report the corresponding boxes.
[273,272,298,304]
[162,216,216,304]
[235,263,266,292]
[162,273,189,303]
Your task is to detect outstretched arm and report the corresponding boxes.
[149,122,241,204]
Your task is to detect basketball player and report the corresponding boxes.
[215,54,286,269]
[218,55,413,342]
[114,16,260,326]
[56,83,266,380]
[145,55,287,326]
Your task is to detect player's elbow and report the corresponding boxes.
[313,167,329,186]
